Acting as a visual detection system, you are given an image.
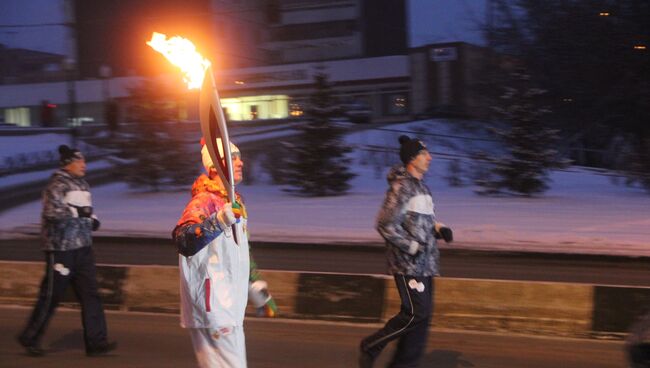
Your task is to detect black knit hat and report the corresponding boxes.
[398,135,427,165]
[58,145,84,166]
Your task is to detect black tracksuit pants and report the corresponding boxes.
[361,275,434,368]
[19,246,108,349]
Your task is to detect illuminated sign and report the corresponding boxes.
[430,47,458,62]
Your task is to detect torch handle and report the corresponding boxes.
[209,71,236,204]
[199,66,236,204]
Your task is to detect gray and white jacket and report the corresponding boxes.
[376,165,440,277]
[41,169,95,251]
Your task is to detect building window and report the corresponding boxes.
[220,95,290,121]
[271,20,357,41]
[4,107,31,127]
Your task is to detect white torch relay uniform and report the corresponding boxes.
[173,139,250,367]
[180,220,249,367]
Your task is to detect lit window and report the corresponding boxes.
[5,107,31,127]
[220,95,290,121]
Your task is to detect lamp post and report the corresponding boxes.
[99,65,118,135]
[99,64,112,101]
[63,57,77,125]
[63,57,78,145]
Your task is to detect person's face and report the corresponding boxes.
[65,158,86,177]
[410,149,432,175]
[212,152,244,184]
[231,152,243,184]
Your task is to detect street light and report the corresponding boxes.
[63,57,78,146]
[62,57,77,126]
[99,65,118,134]
[99,64,112,101]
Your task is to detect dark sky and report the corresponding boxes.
[0,0,487,56]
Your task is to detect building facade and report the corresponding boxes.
[261,0,407,64]
[0,0,491,128]
[215,54,410,123]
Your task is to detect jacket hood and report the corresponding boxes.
[386,164,409,184]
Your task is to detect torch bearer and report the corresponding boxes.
[146,32,235,204]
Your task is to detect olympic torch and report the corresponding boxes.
[146,32,235,204]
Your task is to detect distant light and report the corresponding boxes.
[47,103,57,108]
[634,45,647,50]
[289,103,303,116]
[563,98,573,102]
[599,12,610,16]
[235,80,245,85]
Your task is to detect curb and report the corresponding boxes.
[1,261,648,339]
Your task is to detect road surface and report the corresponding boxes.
[0,306,627,368]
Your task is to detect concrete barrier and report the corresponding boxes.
[1,261,647,339]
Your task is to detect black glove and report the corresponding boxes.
[73,205,93,218]
[92,218,101,231]
[440,227,453,243]
[435,227,453,243]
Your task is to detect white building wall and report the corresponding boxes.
[216,55,409,90]
[271,36,362,62]
[0,77,140,108]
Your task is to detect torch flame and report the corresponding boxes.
[146,32,211,89]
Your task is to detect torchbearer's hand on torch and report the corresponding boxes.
[216,203,237,229]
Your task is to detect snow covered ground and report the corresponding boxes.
[1,120,649,257]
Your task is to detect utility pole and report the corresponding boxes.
[63,0,78,145]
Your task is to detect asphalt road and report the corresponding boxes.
[1,237,649,286]
[0,306,626,368]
